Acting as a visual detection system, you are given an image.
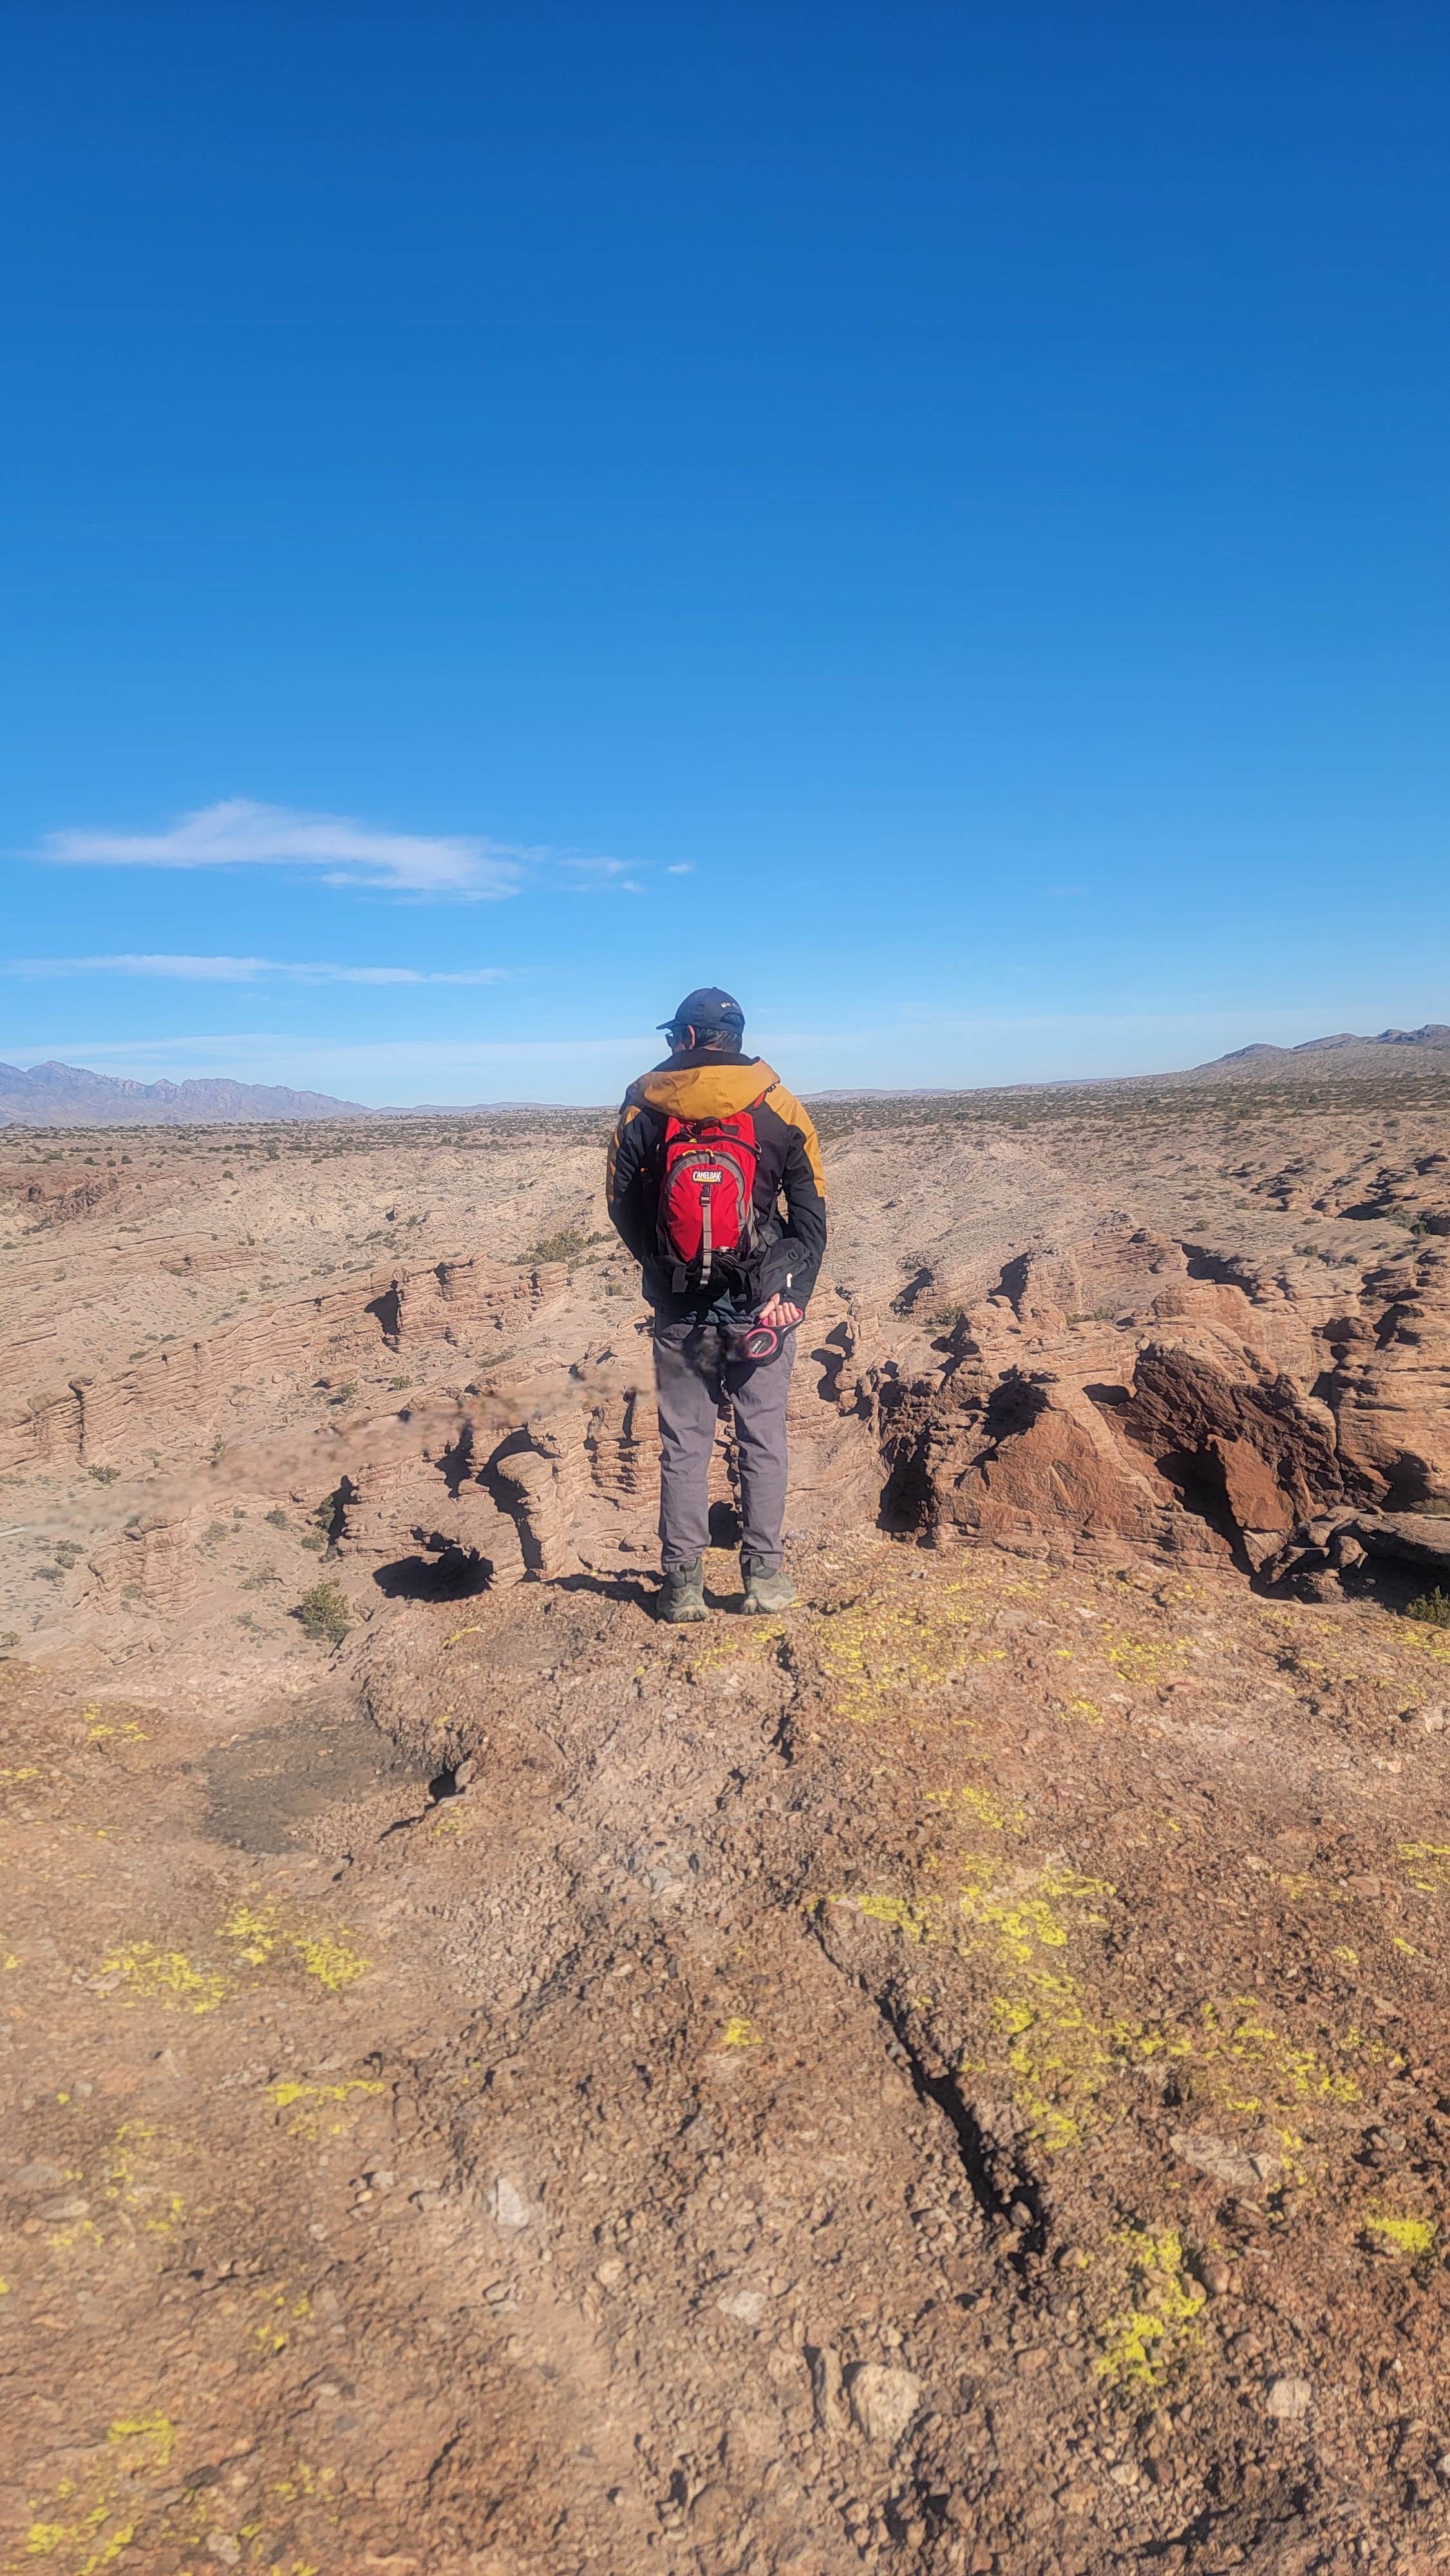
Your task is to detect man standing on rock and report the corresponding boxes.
[607,987,827,1622]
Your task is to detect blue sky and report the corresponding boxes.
[2,0,1447,1105]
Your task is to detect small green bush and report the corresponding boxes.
[290,1582,350,1647]
[265,1506,289,1529]
[1406,1589,1450,1629]
[88,1464,120,1485]
[526,1229,586,1265]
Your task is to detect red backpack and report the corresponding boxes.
[656,1101,765,1290]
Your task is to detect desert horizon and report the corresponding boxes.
[2,1019,1449,1128]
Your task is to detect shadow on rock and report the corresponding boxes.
[371,1546,493,1602]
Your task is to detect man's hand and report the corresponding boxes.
[757,1295,803,1329]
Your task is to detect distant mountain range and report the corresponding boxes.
[0,1061,370,1126]
[1163,1024,1450,1084]
[1,1025,1448,1125]
[0,1061,605,1126]
[812,1026,1450,1102]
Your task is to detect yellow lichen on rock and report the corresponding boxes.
[1185,1997,1364,2120]
[982,1975,1125,2152]
[956,1857,1113,1966]
[1400,1841,1450,1895]
[814,1580,979,1723]
[1364,2214,1436,2258]
[268,2076,384,2111]
[1097,1629,1191,1687]
[219,1902,368,1992]
[1095,2226,1206,2388]
[94,1944,228,2015]
[719,2016,763,2048]
[107,2413,177,2467]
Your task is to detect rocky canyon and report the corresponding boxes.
[3,1063,1450,2576]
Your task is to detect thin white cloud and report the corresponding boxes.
[36,798,525,897]
[556,853,645,893]
[665,862,695,875]
[4,954,506,987]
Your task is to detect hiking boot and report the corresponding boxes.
[657,1558,708,1623]
[740,1554,797,1614]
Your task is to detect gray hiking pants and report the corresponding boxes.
[652,1317,795,1573]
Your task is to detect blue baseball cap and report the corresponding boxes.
[658,987,745,1036]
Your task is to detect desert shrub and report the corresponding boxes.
[88,1465,120,1485]
[265,1506,289,1529]
[1406,1589,1450,1629]
[290,1582,350,1647]
[525,1229,587,1265]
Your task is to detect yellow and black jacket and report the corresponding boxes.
[606,1050,827,1318]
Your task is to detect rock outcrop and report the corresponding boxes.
[86,1507,203,1609]
[1323,1245,1450,1506]
[1118,1343,1351,1565]
[871,1216,1450,1572]
[0,1252,568,1475]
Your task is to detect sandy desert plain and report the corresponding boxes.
[3,1054,1450,2576]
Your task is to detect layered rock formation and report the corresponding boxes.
[7,1081,1449,1662]
[0,1251,568,1475]
[870,1218,1449,1578]
[323,1302,887,1592]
